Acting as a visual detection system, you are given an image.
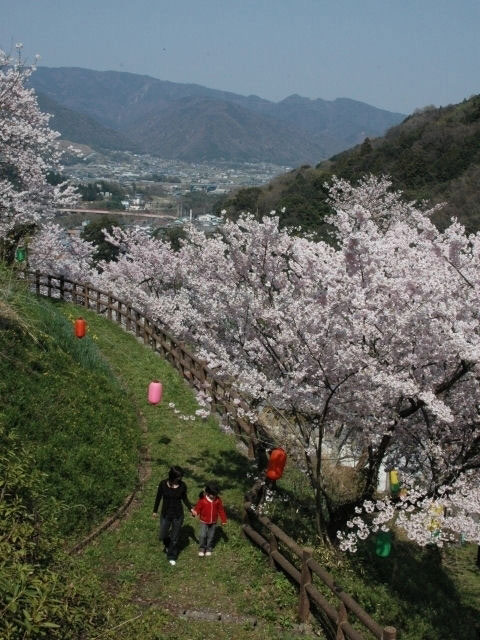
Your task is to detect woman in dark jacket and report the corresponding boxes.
[152,465,193,565]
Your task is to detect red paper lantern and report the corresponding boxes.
[266,448,287,481]
[75,317,86,338]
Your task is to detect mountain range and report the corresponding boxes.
[30,67,405,165]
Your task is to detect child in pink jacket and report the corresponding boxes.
[192,482,227,556]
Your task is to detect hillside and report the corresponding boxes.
[36,92,139,152]
[2,273,479,639]
[219,94,480,233]
[0,275,304,639]
[0,274,140,536]
[249,94,404,151]
[0,272,141,638]
[29,66,405,165]
[125,96,325,163]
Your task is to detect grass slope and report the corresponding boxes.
[0,279,140,538]
[51,302,307,640]
[49,300,479,640]
[5,281,476,639]
[0,275,142,638]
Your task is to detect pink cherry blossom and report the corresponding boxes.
[24,141,480,546]
[0,48,78,260]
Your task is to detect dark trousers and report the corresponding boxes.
[198,522,217,552]
[159,515,183,560]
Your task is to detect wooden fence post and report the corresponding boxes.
[83,284,89,309]
[196,360,207,388]
[143,318,149,345]
[336,602,348,640]
[59,276,65,301]
[96,289,101,313]
[107,293,113,321]
[268,531,278,569]
[247,423,256,460]
[47,274,52,298]
[35,270,40,296]
[153,327,165,357]
[116,300,121,323]
[210,378,217,414]
[135,311,141,337]
[241,501,251,539]
[72,282,77,305]
[382,627,397,640]
[298,547,313,623]
[126,303,132,331]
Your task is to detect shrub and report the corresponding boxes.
[0,428,111,639]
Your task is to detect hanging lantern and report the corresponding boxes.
[74,317,86,338]
[148,380,163,405]
[266,448,287,481]
[428,503,444,536]
[375,531,392,557]
[15,246,26,262]
[389,469,400,494]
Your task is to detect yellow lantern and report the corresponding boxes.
[428,503,444,535]
[389,469,400,494]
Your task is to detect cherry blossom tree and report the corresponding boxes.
[0,45,77,262]
[29,222,94,282]
[82,176,480,547]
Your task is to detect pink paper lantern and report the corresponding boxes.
[148,380,163,405]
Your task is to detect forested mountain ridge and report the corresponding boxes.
[29,66,404,164]
[124,96,324,163]
[36,92,139,152]
[219,94,480,233]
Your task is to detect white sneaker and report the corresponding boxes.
[169,560,176,566]
[198,550,205,557]
[205,551,212,556]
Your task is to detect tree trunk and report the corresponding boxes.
[314,480,331,544]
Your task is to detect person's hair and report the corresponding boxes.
[168,465,184,484]
[205,482,219,497]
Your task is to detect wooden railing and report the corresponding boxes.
[27,270,397,639]
[243,481,397,640]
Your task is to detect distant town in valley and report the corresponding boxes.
[58,149,290,236]
[31,65,406,238]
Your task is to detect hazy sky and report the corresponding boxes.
[2,0,479,115]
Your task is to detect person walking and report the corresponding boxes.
[152,465,193,566]
[192,482,227,557]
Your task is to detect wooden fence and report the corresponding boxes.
[243,481,397,640]
[27,270,397,640]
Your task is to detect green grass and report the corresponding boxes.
[0,282,140,537]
